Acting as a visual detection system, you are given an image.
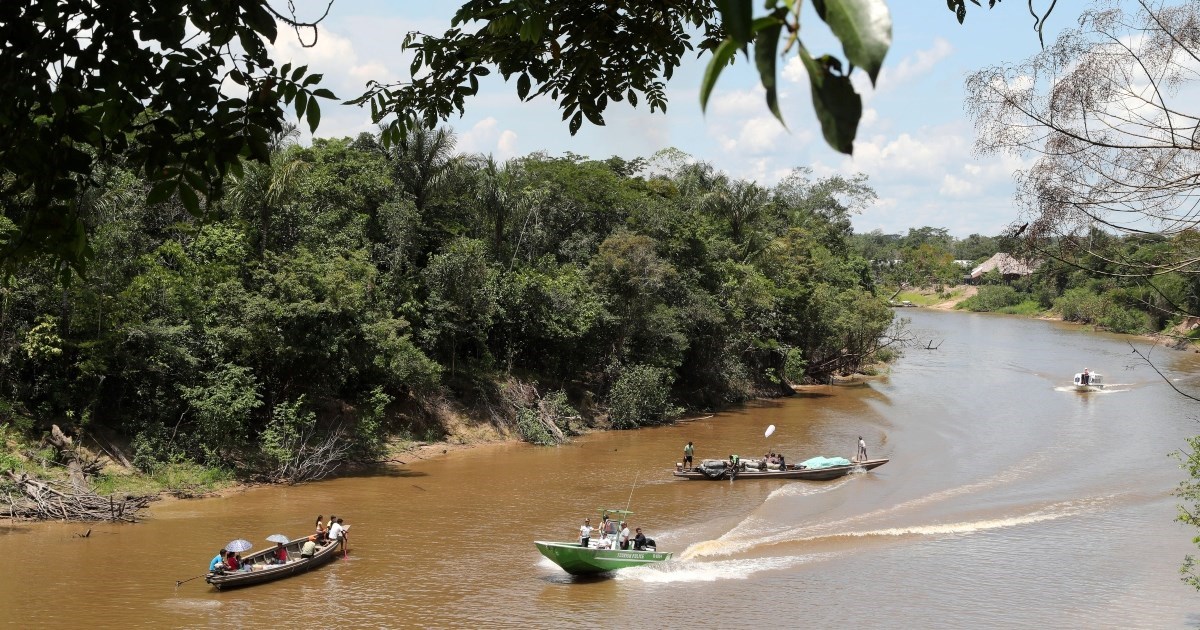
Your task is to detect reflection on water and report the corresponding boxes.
[3,310,1200,628]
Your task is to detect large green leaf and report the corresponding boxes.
[714,0,754,46]
[700,38,738,113]
[753,17,785,125]
[798,46,861,154]
[813,0,891,84]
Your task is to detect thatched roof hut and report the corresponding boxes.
[970,253,1035,282]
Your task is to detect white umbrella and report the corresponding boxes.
[266,534,290,544]
[225,539,253,553]
[764,424,775,438]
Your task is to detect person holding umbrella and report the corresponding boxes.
[266,534,291,564]
[222,539,253,570]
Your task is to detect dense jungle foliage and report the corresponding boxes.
[0,128,900,480]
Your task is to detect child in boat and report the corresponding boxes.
[315,515,327,542]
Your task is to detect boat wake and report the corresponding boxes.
[679,494,1117,561]
[1052,385,1131,393]
[615,552,840,583]
[160,599,223,611]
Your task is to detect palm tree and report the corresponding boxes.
[225,124,309,255]
[389,125,457,215]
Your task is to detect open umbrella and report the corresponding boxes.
[266,534,290,544]
[225,539,253,553]
[764,424,776,438]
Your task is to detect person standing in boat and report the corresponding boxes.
[856,436,868,462]
[579,518,593,548]
[619,522,631,550]
[1081,368,1090,385]
[683,441,694,469]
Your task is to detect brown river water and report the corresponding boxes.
[3,309,1200,629]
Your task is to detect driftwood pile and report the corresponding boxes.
[1,424,152,522]
[3,470,151,522]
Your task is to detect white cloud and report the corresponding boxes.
[877,38,954,92]
[736,116,788,154]
[782,56,807,84]
[710,88,766,116]
[497,130,519,159]
[939,173,976,197]
[457,117,500,155]
[456,117,519,159]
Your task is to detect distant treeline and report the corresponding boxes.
[0,129,900,478]
[852,226,1200,336]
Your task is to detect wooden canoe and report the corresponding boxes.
[672,458,889,481]
[205,535,344,590]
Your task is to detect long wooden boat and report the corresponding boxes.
[672,458,889,481]
[535,509,672,575]
[206,535,344,590]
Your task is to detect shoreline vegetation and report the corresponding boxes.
[1,139,904,522]
[2,282,1194,524]
[2,137,1196,523]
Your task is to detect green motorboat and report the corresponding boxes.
[535,509,672,575]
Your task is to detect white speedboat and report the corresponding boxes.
[1072,372,1103,392]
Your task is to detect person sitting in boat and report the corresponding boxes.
[633,527,656,551]
[225,552,240,571]
[315,515,327,543]
[729,454,740,469]
[300,535,318,559]
[595,535,611,549]
[272,542,288,564]
[210,548,228,573]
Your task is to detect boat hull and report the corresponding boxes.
[206,537,343,590]
[534,540,672,575]
[672,458,889,481]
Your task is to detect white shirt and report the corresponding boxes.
[580,524,593,539]
[620,526,630,545]
[329,522,345,541]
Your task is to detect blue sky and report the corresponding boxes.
[270,1,1077,238]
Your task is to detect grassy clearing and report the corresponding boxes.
[995,301,1046,316]
[92,462,234,496]
[894,291,942,306]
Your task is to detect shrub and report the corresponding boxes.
[515,390,579,445]
[996,300,1043,316]
[1101,305,1149,334]
[607,364,682,429]
[959,285,1022,312]
[1054,288,1106,323]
